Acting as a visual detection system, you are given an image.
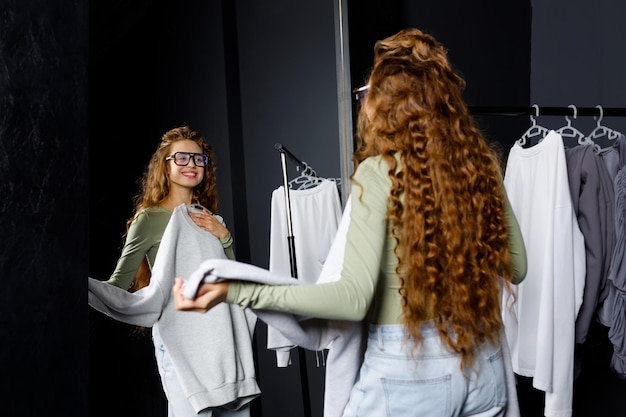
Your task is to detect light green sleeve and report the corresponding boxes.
[216,215,235,260]
[503,189,527,284]
[221,234,235,260]
[226,158,390,321]
[105,209,171,290]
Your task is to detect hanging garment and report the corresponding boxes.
[596,134,626,377]
[88,204,260,413]
[503,130,586,417]
[183,196,521,417]
[564,143,615,344]
[268,179,343,365]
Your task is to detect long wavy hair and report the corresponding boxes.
[354,28,513,369]
[126,126,219,292]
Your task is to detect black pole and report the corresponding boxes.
[278,148,312,417]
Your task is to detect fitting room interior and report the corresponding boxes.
[2,1,625,416]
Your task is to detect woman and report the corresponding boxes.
[174,29,527,417]
[106,126,231,291]
[90,126,259,417]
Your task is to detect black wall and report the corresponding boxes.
[2,1,625,417]
[1,1,88,416]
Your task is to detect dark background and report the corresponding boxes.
[1,0,624,416]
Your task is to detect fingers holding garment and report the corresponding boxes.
[189,208,229,240]
[172,277,229,313]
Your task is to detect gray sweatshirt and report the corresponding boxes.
[89,204,260,412]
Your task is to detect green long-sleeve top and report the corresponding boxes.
[106,206,234,290]
[227,154,527,324]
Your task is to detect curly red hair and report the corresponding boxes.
[353,28,513,369]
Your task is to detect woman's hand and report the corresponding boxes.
[172,277,229,313]
[189,208,229,240]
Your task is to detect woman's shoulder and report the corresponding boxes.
[141,205,171,215]
[358,155,384,172]
[356,154,398,181]
[132,206,172,226]
[361,152,401,167]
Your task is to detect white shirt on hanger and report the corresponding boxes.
[503,130,586,417]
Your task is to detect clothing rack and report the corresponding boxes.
[273,142,313,417]
[469,105,626,117]
[274,143,300,278]
[275,142,311,174]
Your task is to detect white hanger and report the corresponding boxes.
[288,162,325,190]
[517,104,549,146]
[288,162,342,191]
[187,202,212,214]
[587,105,621,153]
[556,105,591,147]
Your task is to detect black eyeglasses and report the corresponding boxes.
[353,84,370,101]
[166,152,209,167]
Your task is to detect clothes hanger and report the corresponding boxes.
[288,162,327,190]
[187,202,212,214]
[586,105,621,153]
[276,143,342,193]
[556,105,592,148]
[517,104,550,147]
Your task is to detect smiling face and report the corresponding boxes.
[166,139,206,191]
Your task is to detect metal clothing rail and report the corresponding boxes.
[275,143,300,279]
[275,142,309,173]
[274,142,312,417]
[469,105,626,117]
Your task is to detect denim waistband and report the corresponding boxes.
[368,322,440,351]
[368,321,439,340]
